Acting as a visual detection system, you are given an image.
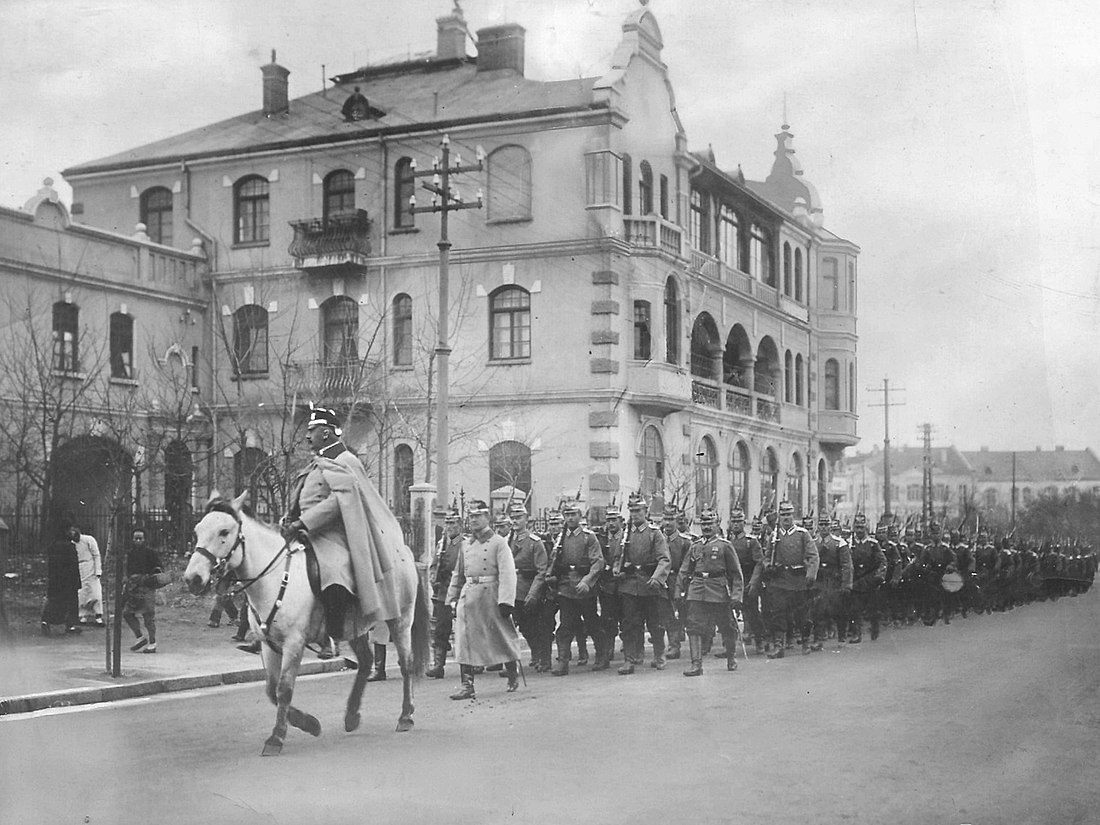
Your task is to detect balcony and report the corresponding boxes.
[756,396,781,423]
[817,410,860,447]
[287,358,380,403]
[624,361,690,417]
[691,379,721,409]
[623,215,683,257]
[725,386,752,416]
[288,210,372,273]
[816,313,858,336]
[778,295,809,323]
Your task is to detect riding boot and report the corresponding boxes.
[450,665,476,700]
[667,640,681,660]
[322,585,351,643]
[426,646,446,679]
[505,660,519,692]
[649,636,666,670]
[366,643,387,681]
[683,635,703,677]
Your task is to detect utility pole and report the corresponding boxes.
[919,423,935,529]
[409,135,484,511]
[867,377,905,520]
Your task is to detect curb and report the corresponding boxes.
[0,658,352,717]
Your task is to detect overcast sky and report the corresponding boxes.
[1,0,1097,455]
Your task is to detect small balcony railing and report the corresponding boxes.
[624,215,684,257]
[725,387,752,416]
[756,397,781,423]
[287,357,377,402]
[691,379,721,409]
[289,210,372,270]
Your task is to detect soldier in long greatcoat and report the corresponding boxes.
[445,499,522,699]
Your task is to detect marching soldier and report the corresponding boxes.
[882,523,906,625]
[760,501,819,658]
[973,528,998,613]
[427,508,465,678]
[952,529,976,617]
[614,493,671,674]
[905,522,957,625]
[595,503,626,670]
[728,509,765,653]
[677,508,744,676]
[660,507,692,660]
[508,504,552,672]
[848,514,887,642]
[548,501,606,676]
[809,514,852,650]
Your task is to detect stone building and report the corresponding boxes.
[60,4,860,525]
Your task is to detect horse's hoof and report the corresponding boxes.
[261,737,283,757]
[345,712,361,733]
[395,718,414,733]
[302,716,322,737]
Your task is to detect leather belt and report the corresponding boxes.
[691,572,722,579]
[466,576,498,584]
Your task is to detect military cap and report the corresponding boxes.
[778,500,794,516]
[627,492,648,511]
[750,514,763,529]
[887,523,900,538]
[560,500,582,515]
[443,509,461,524]
[606,508,624,521]
[306,404,342,434]
[467,499,491,516]
[699,508,719,526]
[547,510,564,523]
[852,513,868,528]
[801,514,816,528]
[730,508,746,522]
[507,502,529,518]
[817,513,831,527]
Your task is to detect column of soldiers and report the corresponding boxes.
[427,495,1097,682]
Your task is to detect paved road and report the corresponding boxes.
[3,592,1098,825]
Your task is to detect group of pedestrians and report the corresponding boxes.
[39,521,165,653]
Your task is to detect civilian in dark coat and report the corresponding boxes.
[41,527,81,633]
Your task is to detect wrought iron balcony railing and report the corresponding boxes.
[288,210,372,270]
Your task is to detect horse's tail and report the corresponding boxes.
[410,570,431,679]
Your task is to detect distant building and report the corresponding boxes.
[0,179,208,537]
[57,4,861,525]
[961,446,1100,513]
[839,445,974,524]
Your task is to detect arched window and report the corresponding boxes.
[232,304,268,375]
[784,350,793,402]
[633,300,652,360]
[489,440,532,498]
[638,160,653,215]
[322,296,358,364]
[782,242,792,296]
[723,325,751,388]
[323,169,356,221]
[622,153,633,215]
[140,187,173,246]
[640,426,665,503]
[754,336,780,396]
[794,248,804,302]
[824,358,840,410]
[695,436,718,511]
[393,294,412,366]
[488,145,532,222]
[718,205,740,270]
[52,301,79,373]
[760,447,778,509]
[690,313,720,380]
[394,157,415,228]
[795,354,805,406]
[234,175,270,244]
[787,453,804,515]
[393,444,414,515]
[164,440,193,527]
[731,441,750,512]
[489,286,531,360]
[664,277,680,365]
[109,312,134,379]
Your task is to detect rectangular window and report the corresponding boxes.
[235,177,270,244]
[659,175,669,219]
[907,484,921,502]
[718,205,739,270]
[191,346,200,390]
[584,151,621,208]
[109,313,133,379]
[822,258,839,310]
[633,301,651,360]
[52,302,79,373]
[689,189,710,252]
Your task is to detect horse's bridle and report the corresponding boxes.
[193,517,247,589]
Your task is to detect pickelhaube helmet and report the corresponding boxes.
[853,513,868,528]
[698,508,719,526]
[444,508,461,524]
[507,502,529,519]
[887,523,900,538]
[627,491,648,511]
[778,500,794,516]
[801,513,816,529]
[817,512,831,528]
[560,499,582,515]
[306,404,342,434]
[730,508,746,523]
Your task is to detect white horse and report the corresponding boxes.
[183,492,430,756]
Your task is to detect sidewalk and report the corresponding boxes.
[0,618,354,716]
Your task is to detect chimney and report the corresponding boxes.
[261,49,290,115]
[437,10,467,60]
[476,23,525,75]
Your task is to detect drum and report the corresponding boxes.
[940,571,964,593]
